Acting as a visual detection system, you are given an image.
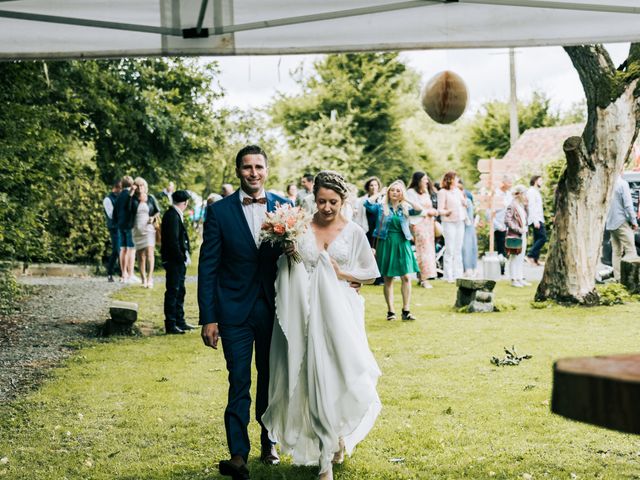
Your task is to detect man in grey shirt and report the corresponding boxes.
[605,171,638,281]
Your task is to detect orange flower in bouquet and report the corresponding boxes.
[260,204,311,263]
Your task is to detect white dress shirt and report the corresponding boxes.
[239,188,268,247]
[103,196,114,219]
[526,186,544,225]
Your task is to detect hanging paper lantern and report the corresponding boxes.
[420,71,468,124]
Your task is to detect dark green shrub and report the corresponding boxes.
[0,268,21,315]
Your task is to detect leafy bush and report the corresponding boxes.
[0,268,21,315]
[596,283,632,306]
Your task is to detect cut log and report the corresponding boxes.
[552,354,640,434]
[620,258,640,294]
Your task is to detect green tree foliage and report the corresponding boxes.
[0,59,223,264]
[290,114,365,183]
[194,108,283,196]
[459,92,567,182]
[271,53,418,185]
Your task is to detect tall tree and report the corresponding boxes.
[271,53,416,183]
[536,44,640,304]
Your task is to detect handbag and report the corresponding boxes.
[505,234,522,250]
[152,215,161,245]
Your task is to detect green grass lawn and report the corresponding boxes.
[1,280,640,479]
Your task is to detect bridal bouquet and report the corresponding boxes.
[260,204,311,263]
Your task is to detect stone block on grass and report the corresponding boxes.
[104,301,138,336]
[455,279,497,313]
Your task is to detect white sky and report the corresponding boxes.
[206,43,631,115]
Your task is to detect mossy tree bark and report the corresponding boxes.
[535,44,640,304]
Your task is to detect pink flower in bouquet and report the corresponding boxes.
[259,204,311,263]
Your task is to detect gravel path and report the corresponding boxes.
[0,277,124,402]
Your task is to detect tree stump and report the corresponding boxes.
[620,258,640,294]
[103,301,138,336]
[552,354,640,434]
[455,279,496,313]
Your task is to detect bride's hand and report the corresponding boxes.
[284,241,297,256]
[329,257,344,279]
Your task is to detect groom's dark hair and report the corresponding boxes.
[235,145,268,169]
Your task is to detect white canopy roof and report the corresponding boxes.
[0,0,639,60]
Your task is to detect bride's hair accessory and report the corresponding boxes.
[313,171,349,200]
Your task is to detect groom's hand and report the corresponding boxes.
[201,323,219,349]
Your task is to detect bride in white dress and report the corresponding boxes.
[262,171,382,480]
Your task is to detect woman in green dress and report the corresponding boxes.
[365,180,422,321]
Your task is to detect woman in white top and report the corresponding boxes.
[437,171,467,283]
[406,171,438,288]
[263,171,381,480]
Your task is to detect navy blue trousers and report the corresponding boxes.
[219,295,274,461]
[527,222,547,260]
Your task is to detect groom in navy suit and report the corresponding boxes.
[198,145,292,479]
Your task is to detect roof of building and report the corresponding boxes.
[501,123,584,177]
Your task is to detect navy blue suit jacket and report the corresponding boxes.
[197,190,292,326]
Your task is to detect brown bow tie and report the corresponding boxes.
[242,196,267,206]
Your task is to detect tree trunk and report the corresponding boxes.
[535,45,640,304]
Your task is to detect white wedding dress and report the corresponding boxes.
[262,221,382,474]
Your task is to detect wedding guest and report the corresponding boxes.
[129,177,161,288]
[365,180,422,321]
[221,183,234,198]
[354,177,383,246]
[605,168,638,281]
[505,185,528,287]
[286,183,298,204]
[161,190,193,333]
[296,173,314,206]
[160,181,175,203]
[493,175,513,275]
[112,175,139,284]
[437,171,467,283]
[459,179,478,278]
[103,179,122,282]
[526,175,547,266]
[407,171,438,288]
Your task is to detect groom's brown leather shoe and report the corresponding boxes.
[260,445,280,465]
[219,459,250,479]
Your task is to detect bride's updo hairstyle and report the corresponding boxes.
[313,171,349,201]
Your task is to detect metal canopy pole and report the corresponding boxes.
[460,0,640,14]
[0,0,637,39]
[196,0,210,34]
[0,9,179,35]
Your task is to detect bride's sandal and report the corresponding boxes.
[386,311,396,321]
[319,466,334,480]
[332,438,345,464]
